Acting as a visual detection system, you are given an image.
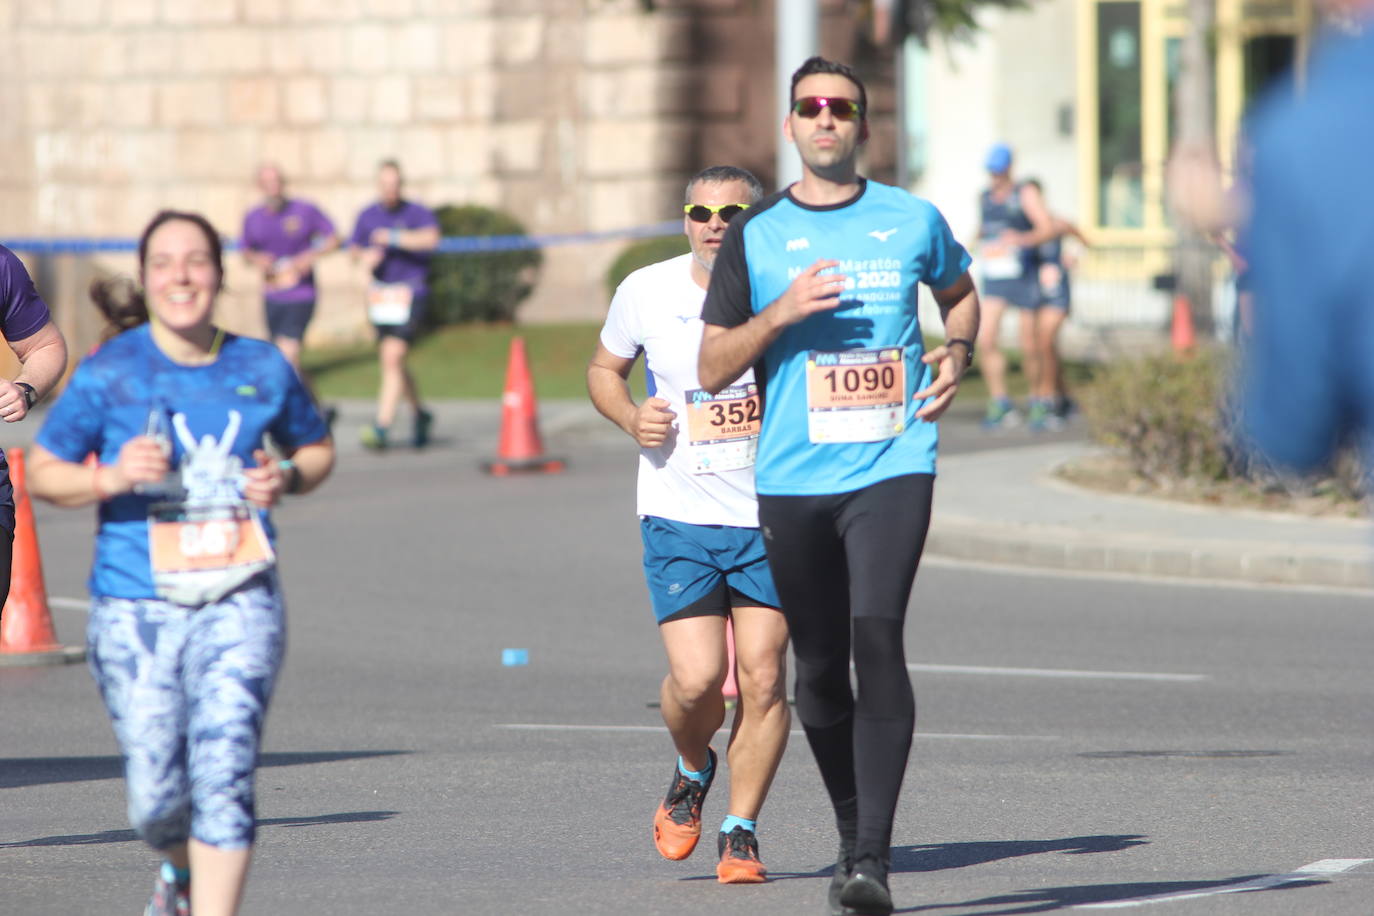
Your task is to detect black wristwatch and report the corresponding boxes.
[14,382,36,411]
[946,338,975,368]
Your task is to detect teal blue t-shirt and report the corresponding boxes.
[36,326,328,599]
[702,179,971,496]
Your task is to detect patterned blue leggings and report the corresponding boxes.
[86,574,285,851]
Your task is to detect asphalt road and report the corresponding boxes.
[3,419,1372,915]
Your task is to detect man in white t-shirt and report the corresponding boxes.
[587,166,788,884]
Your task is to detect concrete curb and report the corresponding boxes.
[927,513,1374,592]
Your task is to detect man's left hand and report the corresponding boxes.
[913,347,964,422]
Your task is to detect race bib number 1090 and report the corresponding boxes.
[805,347,906,443]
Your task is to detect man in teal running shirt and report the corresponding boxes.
[699,57,980,916]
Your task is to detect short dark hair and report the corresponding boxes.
[789,56,867,119]
[684,166,765,205]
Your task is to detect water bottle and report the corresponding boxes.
[133,402,173,496]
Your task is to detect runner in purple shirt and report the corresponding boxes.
[0,244,70,608]
[241,163,339,382]
[347,159,439,450]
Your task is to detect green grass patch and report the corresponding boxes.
[303,323,644,401]
[302,322,1086,406]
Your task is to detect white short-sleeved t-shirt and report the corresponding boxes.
[600,253,761,528]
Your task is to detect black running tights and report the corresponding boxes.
[757,473,934,863]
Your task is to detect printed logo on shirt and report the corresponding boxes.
[236,385,258,397]
[785,237,810,252]
[174,411,248,504]
[284,214,302,235]
[868,228,899,242]
[675,314,698,324]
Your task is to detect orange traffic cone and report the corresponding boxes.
[0,448,84,666]
[722,617,739,706]
[1171,294,1197,354]
[483,336,565,475]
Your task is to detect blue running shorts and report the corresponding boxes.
[640,516,780,625]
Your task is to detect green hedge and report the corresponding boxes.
[1081,348,1364,502]
[605,234,690,298]
[1081,349,1232,483]
[428,205,542,324]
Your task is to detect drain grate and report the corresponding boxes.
[1079,750,1292,759]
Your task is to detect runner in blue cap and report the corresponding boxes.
[973,143,1056,428]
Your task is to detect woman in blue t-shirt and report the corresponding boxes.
[28,210,335,916]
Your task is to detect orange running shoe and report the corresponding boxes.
[652,748,716,860]
[716,825,768,884]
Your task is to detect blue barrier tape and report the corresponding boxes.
[0,220,683,256]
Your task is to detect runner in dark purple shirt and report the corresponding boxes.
[241,163,339,375]
[0,244,70,607]
[349,198,438,296]
[347,160,439,451]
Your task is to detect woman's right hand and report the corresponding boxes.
[111,436,170,494]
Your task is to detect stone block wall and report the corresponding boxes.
[0,0,889,356]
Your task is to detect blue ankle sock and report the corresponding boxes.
[161,861,190,886]
[720,815,756,835]
[677,755,712,783]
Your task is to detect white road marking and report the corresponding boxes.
[924,554,1374,598]
[495,724,1058,740]
[51,596,89,611]
[1075,858,1373,909]
[908,663,1207,683]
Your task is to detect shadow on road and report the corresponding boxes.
[897,876,1324,914]
[0,749,409,789]
[891,835,1149,873]
[0,810,400,849]
[689,835,1151,884]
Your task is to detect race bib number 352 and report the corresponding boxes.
[683,384,761,474]
[805,347,906,443]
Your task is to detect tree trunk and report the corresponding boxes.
[1173,0,1217,337]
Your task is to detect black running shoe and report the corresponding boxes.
[716,825,767,883]
[839,855,893,915]
[652,747,716,860]
[827,840,855,915]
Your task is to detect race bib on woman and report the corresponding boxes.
[149,503,275,606]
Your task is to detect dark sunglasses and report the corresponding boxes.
[792,96,864,121]
[684,203,750,223]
